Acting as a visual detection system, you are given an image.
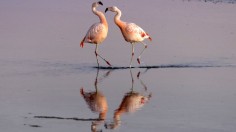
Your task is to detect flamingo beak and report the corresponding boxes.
[105,8,108,13]
[98,1,103,6]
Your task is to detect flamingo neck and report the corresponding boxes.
[92,7,108,26]
[99,111,107,120]
[114,9,124,28]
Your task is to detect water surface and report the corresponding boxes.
[0,0,236,132]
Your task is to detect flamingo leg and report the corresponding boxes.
[130,69,134,91]
[95,45,100,67]
[137,71,148,91]
[137,42,147,64]
[95,44,111,67]
[130,43,135,68]
[94,68,99,92]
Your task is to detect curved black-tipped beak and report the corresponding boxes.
[105,8,108,13]
[98,1,103,6]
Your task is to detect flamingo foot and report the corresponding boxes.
[106,61,112,66]
[137,58,141,64]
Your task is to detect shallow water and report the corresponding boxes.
[1,59,236,132]
[0,0,236,132]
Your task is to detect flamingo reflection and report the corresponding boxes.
[80,69,111,132]
[105,69,152,129]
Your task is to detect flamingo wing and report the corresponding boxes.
[84,23,104,43]
[125,23,145,36]
[123,23,150,42]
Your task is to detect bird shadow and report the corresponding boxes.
[94,62,236,69]
[34,116,102,122]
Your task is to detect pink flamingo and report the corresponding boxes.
[105,6,152,68]
[80,1,111,67]
[105,70,152,129]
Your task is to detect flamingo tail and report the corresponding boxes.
[80,37,85,48]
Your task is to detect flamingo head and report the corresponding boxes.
[93,1,103,7]
[105,6,119,13]
[98,1,103,6]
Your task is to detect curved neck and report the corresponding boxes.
[92,6,107,26]
[114,9,124,27]
[99,110,107,120]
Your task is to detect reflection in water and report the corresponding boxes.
[80,69,111,132]
[105,69,152,129]
[80,69,152,131]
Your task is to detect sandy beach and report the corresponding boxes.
[0,0,236,132]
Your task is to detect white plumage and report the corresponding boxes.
[105,6,152,68]
[80,1,111,67]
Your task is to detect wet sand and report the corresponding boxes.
[0,0,236,132]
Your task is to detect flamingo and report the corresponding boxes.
[105,70,151,129]
[80,1,111,67]
[105,6,152,68]
[80,69,110,121]
[80,87,107,131]
[80,69,111,131]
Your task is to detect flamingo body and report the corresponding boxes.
[120,22,151,43]
[80,1,111,67]
[116,92,149,113]
[82,23,108,45]
[80,88,108,115]
[105,6,152,67]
